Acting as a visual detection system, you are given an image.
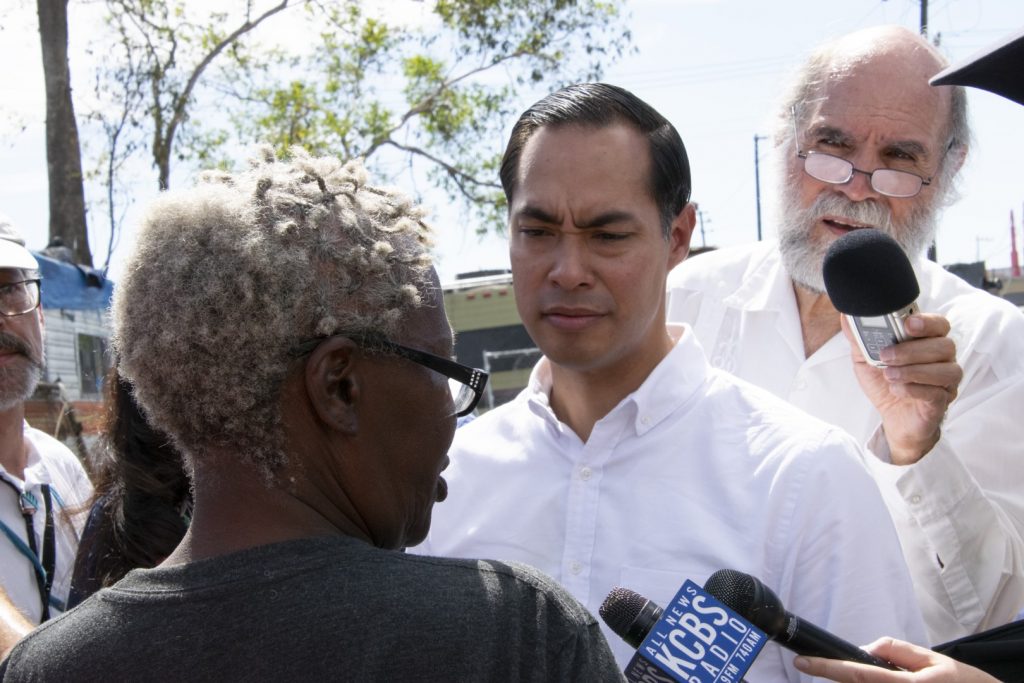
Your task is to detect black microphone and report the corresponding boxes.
[704,568,897,670]
[823,228,920,367]
[599,587,664,649]
[823,228,919,316]
[599,586,758,683]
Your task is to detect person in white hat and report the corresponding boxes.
[0,214,92,651]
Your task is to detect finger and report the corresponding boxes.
[882,361,962,391]
[878,337,956,367]
[862,637,941,671]
[902,313,950,339]
[884,380,959,407]
[793,654,909,682]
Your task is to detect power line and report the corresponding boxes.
[607,55,797,90]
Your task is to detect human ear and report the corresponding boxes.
[667,201,697,270]
[304,336,360,435]
[949,142,968,176]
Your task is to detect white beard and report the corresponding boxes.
[775,171,940,293]
[0,332,44,411]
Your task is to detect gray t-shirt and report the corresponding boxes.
[1,535,623,681]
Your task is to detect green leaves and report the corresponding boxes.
[87,0,630,238]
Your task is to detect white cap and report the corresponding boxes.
[0,214,40,271]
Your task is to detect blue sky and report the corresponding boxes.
[438,0,1024,282]
[1,0,1021,284]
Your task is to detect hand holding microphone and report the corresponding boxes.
[702,569,896,669]
[823,228,962,465]
[793,637,1000,683]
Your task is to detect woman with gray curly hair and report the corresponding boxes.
[0,149,623,682]
[116,148,438,482]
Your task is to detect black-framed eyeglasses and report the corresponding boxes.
[291,334,489,418]
[0,280,41,317]
[791,107,940,199]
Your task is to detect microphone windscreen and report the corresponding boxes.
[705,568,787,636]
[599,587,661,649]
[704,569,757,615]
[822,228,920,316]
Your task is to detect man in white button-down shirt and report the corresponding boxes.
[667,26,1024,646]
[417,82,927,682]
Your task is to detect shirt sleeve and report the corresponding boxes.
[866,367,1024,645]
[769,430,929,683]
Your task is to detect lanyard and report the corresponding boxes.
[1,477,55,621]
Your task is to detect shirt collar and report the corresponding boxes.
[0,422,45,489]
[523,323,711,437]
[723,242,793,313]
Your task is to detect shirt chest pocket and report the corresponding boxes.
[617,564,715,615]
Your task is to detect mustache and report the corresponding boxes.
[0,332,39,363]
[807,193,894,232]
[799,184,937,258]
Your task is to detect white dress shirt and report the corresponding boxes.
[417,326,926,681]
[667,240,1024,644]
[1,424,92,623]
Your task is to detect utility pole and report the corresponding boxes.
[754,134,768,241]
[697,206,710,248]
[975,236,991,263]
[1012,209,1021,277]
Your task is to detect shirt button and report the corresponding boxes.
[569,561,582,575]
[910,494,922,504]
[580,467,592,481]
[640,416,651,426]
[794,379,807,391]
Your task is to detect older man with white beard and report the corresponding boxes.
[0,216,92,644]
[667,25,1024,645]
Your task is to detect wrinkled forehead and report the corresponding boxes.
[801,56,953,151]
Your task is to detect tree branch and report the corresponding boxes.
[361,48,536,160]
[375,139,502,200]
[160,0,296,185]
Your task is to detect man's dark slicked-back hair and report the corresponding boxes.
[498,82,691,236]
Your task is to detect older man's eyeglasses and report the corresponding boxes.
[791,109,937,199]
[0,280,41,317]
[292,334,489,418]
